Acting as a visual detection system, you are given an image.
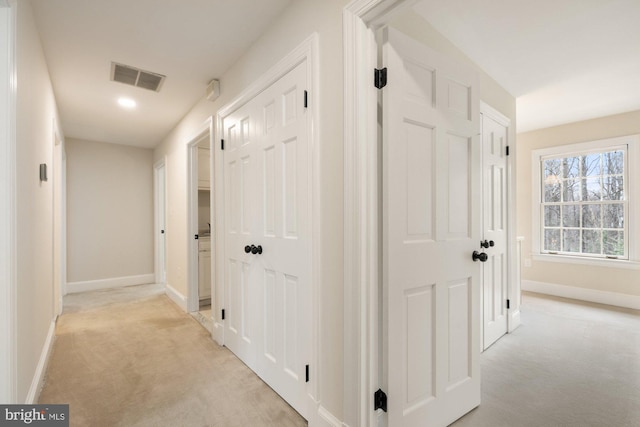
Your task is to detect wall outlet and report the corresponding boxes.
[524,258,532,268]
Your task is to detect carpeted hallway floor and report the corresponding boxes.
[39,286,640,427]
[38,286,307,427]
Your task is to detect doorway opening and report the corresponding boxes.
[186,119,214,332]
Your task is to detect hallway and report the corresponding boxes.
[39,286,640,426]
[38,284,306,427]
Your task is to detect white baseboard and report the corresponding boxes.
[166,284,188,311]
[66,273,155,294]
[316,405,342,427]
[25,318,56,404]
[522,280,640,310]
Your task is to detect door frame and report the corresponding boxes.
[154,158,167,285]
[186,118,214,313]
[343,0,516,425]
[214,33,320,405]
[52,120,65,316]
[343,1,419,425]
[479,102,520,340]
[0,0,16,403]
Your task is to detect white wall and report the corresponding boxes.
[517,110,640,300]
[153,0,348,420]
[66,138,154,286]
[14,0,61,402]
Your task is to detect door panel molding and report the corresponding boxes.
[215,33,320,414]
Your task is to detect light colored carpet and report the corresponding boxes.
[453,292,640,427]
[40,287,640,426]
[39,289,307,427]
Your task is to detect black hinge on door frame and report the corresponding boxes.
[221,139,225,150]
[506,145,510,156]
[304,90,308,108]
[305,365,310,383]
[221,309,225,320]
[374,68,387,89]
[506,299,511,309]
[374,389,387,412]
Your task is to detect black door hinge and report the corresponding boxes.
[506,299,511,309]
[305,365,310,383]
[304,90,308,108]
[506,146,510,156]
[221,309,225,320]
[374,389,387,412]
[221,139,225,150]
[374,68,387,89]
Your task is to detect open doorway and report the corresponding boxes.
[186,120,214,332]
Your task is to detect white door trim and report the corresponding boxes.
[186,117,214,313]
[0,0,17,404]
[214,32,320,404]
[342,1,422,426]
[153,158,167,285]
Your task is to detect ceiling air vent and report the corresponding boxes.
[110,62,165,92]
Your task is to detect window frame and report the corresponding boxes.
[532,134,640,269]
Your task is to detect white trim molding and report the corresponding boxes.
[531,134,640,266]
[343,1,417,426]
[186,118,213,313]
[0,0,17,403]
[66,273,155,294]
[523,280,640,311]
[165,283,188,312]
[25,319,56,404]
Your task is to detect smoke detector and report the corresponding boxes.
[110,62,165,92]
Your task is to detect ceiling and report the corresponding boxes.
[31,1,640,148]
[31,0,292,148]
[413,0,640,132]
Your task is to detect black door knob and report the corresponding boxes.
[251,245,262,255]
[489,240,495,247]
[245,245,252,253]
[472,251,488,262]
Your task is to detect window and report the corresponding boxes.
[532,135,639,267]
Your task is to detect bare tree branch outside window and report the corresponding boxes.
[541,148,626,258]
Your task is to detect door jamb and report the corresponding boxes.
[343,1,423,426]
[186,118,213,313]
[0,0,17,403]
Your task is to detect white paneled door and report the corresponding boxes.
[481,106,509,350]
[223,61,310,418]
[382,27,481,427]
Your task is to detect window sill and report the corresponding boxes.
[532,253,640,270]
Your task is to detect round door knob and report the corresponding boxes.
[489,240,495,247]
[480,240,489,248]
[251,245,263,255]
[472,251,488,262]
[245,245,252,253]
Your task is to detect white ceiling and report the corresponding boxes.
[413,0,640,132]
[31,1,640,147]
[31,0,292,148]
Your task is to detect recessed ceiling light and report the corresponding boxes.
[118,97,136,109]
